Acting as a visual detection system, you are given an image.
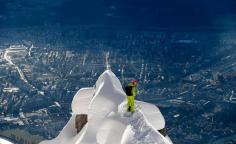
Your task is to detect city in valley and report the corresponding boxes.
[0,26,236,144]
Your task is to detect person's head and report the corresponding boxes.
[130,80,138,86]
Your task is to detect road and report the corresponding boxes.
[3,45,36,89]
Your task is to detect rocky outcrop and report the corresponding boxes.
[75,114,88,133]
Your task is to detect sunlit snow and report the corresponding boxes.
[40,70,173,144]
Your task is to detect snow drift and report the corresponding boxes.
[40,70,173,144]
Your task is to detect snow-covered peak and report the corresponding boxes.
[40,70,173,144]
[95,70,124,93]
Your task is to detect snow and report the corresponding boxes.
[0,138,14,144]
[72,87,94,114]
[97,116,127,144]
[135,101,165,130]
[40,70,173,144]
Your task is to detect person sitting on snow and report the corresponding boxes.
[125,80,138,113]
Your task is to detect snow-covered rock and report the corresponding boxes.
[40,70,173,144]
[0,137,14,144]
